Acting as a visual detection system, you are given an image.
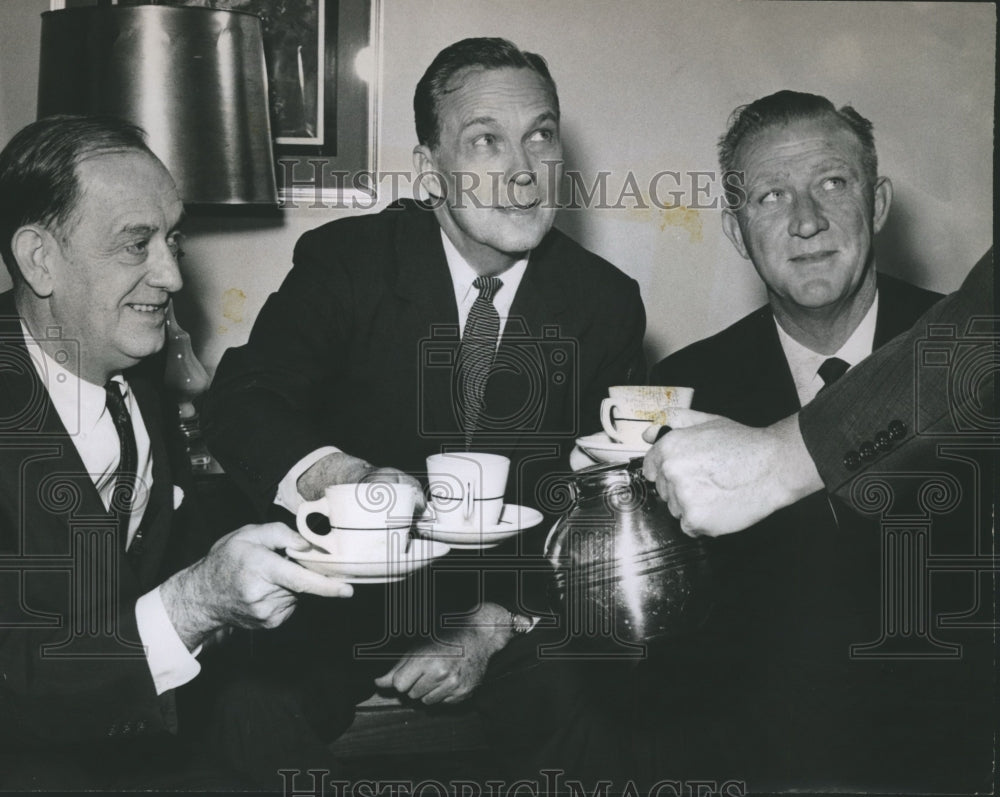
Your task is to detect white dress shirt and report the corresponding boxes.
[774,291,880,407]
[275,230,529,512]
[23,323,200,695]
[440,229,529,339]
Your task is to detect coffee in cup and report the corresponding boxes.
[600,385,694,446]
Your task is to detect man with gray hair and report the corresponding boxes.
[0,115,352,789]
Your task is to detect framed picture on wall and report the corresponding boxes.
[48,0,383,207]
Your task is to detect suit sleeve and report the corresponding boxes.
[578,277,647,435]
[203,229,357,514]
[800,249,995,501]
[0,515,174,747]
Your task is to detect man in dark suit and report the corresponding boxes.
[0,116,352,789]
[644,249,993,529]
[652,90,941,422]
[204,37,645,708]
[644,249,995,794]
[644,92,990,791]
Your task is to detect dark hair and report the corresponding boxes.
[718,90,877,208]
[0,114,153,282]
[414,37,559,148]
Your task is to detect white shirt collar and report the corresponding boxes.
[774,290,880,407]
[440,229,529,338]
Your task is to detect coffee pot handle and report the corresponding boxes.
[628,425,671,480]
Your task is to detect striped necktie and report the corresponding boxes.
[456,276,502,446]
[104,380,138,550]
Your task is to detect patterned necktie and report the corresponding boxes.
[456,276,502,446]
[817,356,850,391]
[104,380,138,549]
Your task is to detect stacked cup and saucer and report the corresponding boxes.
[415,452,543,549]
[289,482,448,583]
[576,385,694,464]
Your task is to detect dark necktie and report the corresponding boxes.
[817,356,850,392]
[104,380,138,549]
[456,276,502,446]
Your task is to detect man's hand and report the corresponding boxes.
[297,452,424,508]
[160,522,353,651]
[373,603,511,705]
[641,409,823,537]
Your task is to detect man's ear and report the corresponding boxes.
[11,225,57,298]
[412,145,445,199]
[872,176,893,235]
[722,209,751,260]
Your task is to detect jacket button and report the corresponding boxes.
[859,441,876,462]
[843,451,861,470]
[874,431,892,452]
[888,420,907,440]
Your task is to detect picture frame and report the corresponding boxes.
[48,0,383,208]
[270,0,383,208]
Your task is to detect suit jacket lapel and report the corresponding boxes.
[0,295,125,558]
[872,272,913,347]
[730,308,802,425]
[1,293,170,587]
[391,203,462,439]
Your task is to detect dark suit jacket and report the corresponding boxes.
[646,272,955,787]
[0,291,206,751]
[650,271,942,425]
[801,250,995,494]
[204,200,646,617]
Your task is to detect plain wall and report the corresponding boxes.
[0,0,994,372]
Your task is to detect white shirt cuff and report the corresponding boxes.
[136,587,202,696]
[275,446,342,513]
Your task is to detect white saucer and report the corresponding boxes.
[415,504,544,549]
[575,432,650,464]
[287,539,450,583]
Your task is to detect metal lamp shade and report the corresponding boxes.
[37,5,277,205]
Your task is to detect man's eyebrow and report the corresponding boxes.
[814,158,858,173]
[460,115,499,132]
[530,111,559,126]
[460,111,559,134]
[116,223,158,239]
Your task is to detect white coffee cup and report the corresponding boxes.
[296,482,419,560]
[426,452,510,529]
[600,385,695,446]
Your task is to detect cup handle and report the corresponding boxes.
[600,398,621,441]
[296,498,329,547]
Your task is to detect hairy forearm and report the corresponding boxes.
[296,451,375,501]
[158,563,220,652]
[471,602,518,653]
